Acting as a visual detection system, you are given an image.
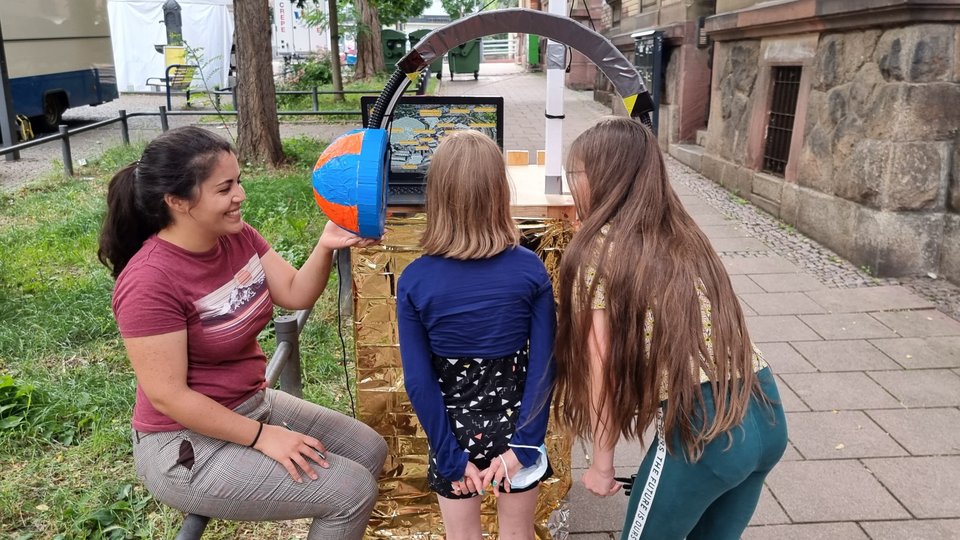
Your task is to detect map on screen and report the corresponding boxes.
[387,101,501,173]
[361,95,505,204]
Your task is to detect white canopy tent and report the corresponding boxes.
[107,0,234,92]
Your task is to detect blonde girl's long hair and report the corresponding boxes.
[554,117,762,461]
[421,130,519,259]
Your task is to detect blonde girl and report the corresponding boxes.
[397,130,556,540]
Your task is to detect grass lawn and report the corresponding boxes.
[0,136,355,539]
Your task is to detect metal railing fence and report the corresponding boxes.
[0,68,432,168]
[481,37,516,60]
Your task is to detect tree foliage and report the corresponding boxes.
[442,0,517,19]
[300,0,430,80]
[299,0,346,101]
[376,0,432,27]
[441,0,479,19]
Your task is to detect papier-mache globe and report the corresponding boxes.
[310,128,389,238]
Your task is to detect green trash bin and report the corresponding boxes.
[381,29,406,69]
[409,29,442,80]
[448,38,481,80]
[528,34,540,68]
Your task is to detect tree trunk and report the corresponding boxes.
[354,0,385,80]
[233,0,284,167]
[327,0,343,102]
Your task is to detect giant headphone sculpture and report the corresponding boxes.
[311,8,654,238]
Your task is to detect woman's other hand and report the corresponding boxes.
[254,423,330,483]
[319,220,380,250]
[582,464,620,497]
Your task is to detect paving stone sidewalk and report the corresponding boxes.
[453,63,960,540]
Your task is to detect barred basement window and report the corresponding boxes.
[762,66,802,176]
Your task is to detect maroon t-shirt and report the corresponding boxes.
[113,223,274,432]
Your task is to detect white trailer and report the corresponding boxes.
[0,0,119,131]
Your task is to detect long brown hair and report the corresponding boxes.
[555,117,761,460]
[421,130,519,259]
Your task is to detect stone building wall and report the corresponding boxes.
[701,23,960,282]
[703,40,760,167]
[799,25,959,280]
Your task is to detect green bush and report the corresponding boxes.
[291,56,334,89]
[276,56,334,111]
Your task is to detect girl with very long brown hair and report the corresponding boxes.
[554,117,787,540]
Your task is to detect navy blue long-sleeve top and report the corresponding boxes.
[397,246,556,481]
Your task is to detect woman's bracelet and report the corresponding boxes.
[249,421,264,447]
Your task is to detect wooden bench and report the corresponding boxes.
[146,64,198,110]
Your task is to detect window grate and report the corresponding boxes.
[762,66,802,176]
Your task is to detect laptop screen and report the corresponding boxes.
[361,95,505,205]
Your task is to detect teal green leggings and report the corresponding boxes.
[620,367,787,540]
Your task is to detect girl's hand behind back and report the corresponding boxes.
[481,448,522,496]
[451,461,485,496]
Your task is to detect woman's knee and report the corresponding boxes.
[356,427,388,475]
[341,469,379,519]
[371,433,388,470]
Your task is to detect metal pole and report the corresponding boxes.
[173,514,209,540]
[544,0,567,194]
[0,20,21,161]
[311,87,319,112]
[163,0,184,46]
[119,110,130,144]
[337,249,353,317]
[159,106,169,132]
[165,64,176,111]
[275,315,303,398]
[59,125,73,176]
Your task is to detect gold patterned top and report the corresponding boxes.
[583,226,767,401]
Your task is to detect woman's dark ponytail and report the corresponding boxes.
[97,126,235,279]
[98,163,156,279]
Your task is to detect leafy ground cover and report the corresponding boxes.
[0,136,355,539]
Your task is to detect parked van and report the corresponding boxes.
[1,0,119,133]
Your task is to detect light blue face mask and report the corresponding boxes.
[502,443,549,489]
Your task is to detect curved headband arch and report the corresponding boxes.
[367,8,654,129]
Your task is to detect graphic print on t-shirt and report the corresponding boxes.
[193,254,271,339]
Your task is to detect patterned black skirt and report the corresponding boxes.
[427,346,553,499]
